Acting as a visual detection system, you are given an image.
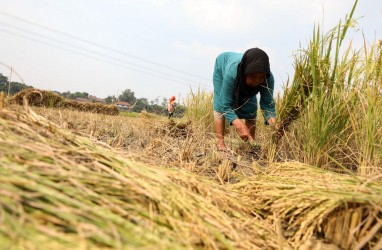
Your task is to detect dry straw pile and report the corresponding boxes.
[234,163,382,249]
[0,105,282,249]
[9,89,119,115]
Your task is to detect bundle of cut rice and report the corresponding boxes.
[0,105,282,249]
[233,162,382,249]
[9,89,119,115]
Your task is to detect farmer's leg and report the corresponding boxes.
[212,58,227,150]
[214,111,227,150]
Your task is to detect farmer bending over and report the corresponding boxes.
[212,48,276,151]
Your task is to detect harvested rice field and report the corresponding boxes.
[1,1,381,249]
[0,92,381,249]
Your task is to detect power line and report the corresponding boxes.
[0,10,212,82]
[0,61,25,84]
[0,20,211,88]
[0,28,212,91]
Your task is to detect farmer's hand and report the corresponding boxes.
[267,117,276,127]
[232,119,254,142]
[267,117,281,136]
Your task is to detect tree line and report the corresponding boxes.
[105,89,185,117]
[0,73,33,95]
[0,73,185,117]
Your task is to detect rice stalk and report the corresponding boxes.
[273,0,358,138]
[0,91,4,109]
[348,40,382,175]
[270,0,380,172]
[184,87,214,133]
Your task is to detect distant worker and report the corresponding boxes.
[166,96,176,119]
[212,48,276,151]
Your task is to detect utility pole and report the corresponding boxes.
[7,67,13,97]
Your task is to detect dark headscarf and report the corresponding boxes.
[234,48,271,109]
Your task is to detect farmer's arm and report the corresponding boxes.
[259,72,276,125]
[220,76,253,141]
[220,76,238,124]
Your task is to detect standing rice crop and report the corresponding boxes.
[275,0,358,140]
[271,0,382,174]
[184,87,214,133]
[348,41,382,175]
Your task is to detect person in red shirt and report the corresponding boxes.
[166,96,176,118]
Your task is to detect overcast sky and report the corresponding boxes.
[0,0,381,102]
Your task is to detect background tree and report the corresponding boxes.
[0,73,33,95]
[0,73,7,85]
[150,96,160,106]
[58,91,89,99]
[105,95,117,104]
[173,104,186,117]
[71,92,89,99]
[161,97,168,107]
[60,91,71,99]
[118,89,136,103]
[131,98,148,112]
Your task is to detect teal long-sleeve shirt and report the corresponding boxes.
[212,52,276,124]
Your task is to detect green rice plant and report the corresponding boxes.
[348,41,382,175]
[299,41,360,168]
[183,87,214,132]
[272,0,366,170]
[277,36,382,173]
